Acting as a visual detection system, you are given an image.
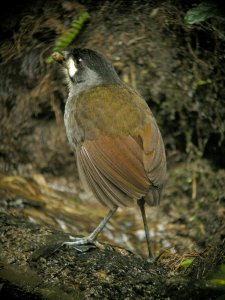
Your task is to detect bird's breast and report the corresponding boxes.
[64,94,84,149]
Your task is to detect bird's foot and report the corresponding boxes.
[62,235,101,253]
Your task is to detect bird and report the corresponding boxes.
[52,48,166,258]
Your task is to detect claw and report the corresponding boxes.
[63,241,97,252]
[62,236,102,253]
[62,207,117,253]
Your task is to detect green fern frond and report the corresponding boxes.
[184,2,219,25]
[46,11,90,63]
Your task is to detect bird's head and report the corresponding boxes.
[52,48,121,94]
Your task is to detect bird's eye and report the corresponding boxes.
[75,57,83,67]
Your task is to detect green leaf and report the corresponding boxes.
[184,2,219,25]
[180,258,195,268]
[192,79,212,89]
[208,279,225,286]
[207,264,225,289]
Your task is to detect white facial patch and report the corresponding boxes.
[67,58,77,78]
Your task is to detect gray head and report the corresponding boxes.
[52,48,122,95]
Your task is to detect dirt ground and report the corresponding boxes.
[0,0,225,299]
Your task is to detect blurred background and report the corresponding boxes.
[0,0,225,258]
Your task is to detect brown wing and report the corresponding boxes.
[72,85,166,208]
[76,119,166,208]
[139,121,167,205]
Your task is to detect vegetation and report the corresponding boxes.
[46,11,90,63]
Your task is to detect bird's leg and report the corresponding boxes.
[63,205,118,247]
[137,198,154,259]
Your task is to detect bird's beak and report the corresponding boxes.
[52,51,69,64]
